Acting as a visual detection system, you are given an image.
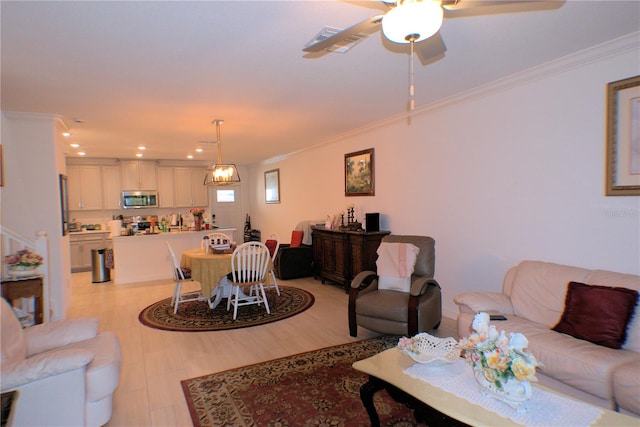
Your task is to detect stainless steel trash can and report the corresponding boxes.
[91,248,111,283]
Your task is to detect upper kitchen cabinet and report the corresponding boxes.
[157,167,175,208]
[102,165,123,210]
[67,165,103,210]
[121,160,157,190]
[174,167,209,207]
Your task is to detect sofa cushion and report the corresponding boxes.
[484,315,638,401]
[587,270,640,352]
[0,298,26,366]
[265,239,278,258]
[290,230,303,248]
[509,261,591,327]
[552,282,638,349]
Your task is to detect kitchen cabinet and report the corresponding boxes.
[121,161,157,190]
[311,226,390,292]
[102,165,122,209]
[67,165,103,210]
[174,167,209,207]
[70,232,111,272]
[157,167,175,208]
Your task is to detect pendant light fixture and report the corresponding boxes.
[381,0,444,110]
[203,119,241,186]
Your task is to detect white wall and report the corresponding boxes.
[1,112,71,319]
[249,34,640,318]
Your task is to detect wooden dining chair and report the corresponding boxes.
[166,241,207,314]
[264,232,281,295]
[227,242,271,320]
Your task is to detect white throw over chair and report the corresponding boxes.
[166,241,207,313]
[227,242,271,320]
[264,232,281,295]
[1,298,121,427]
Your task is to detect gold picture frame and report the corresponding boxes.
[345,148,374,197]
[605,75,640,196]
[265,169,280,203]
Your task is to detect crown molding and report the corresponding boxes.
[262,31,639,166]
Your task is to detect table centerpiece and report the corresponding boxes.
[459,312,540,412]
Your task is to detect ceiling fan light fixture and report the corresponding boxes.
[203,119,241,186]
[382,0,444,44]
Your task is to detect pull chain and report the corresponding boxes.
[407,35,418,112]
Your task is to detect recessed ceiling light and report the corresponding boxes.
[62,132,72,137]
[195,148,203,153]
[70,143,80,148]
[136,153,143,158]
[138,146,146,150]
[78,151,86,156]
[187,155,194,159]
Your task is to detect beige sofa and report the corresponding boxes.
[454,260,639,416]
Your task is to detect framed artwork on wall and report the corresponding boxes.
[345,148,375,197]
[265,169,280,203]
[605,74,640,196]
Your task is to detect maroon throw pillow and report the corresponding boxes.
[290,230,304,248]
[265,239,278,257]
[552,281,638,349]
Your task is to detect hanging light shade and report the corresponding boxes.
[203,119,241,186]
[381,0,444,44]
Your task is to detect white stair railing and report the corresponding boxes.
[0,226,50,322]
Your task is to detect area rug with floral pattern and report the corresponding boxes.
[139,286,314,332]
[181,335,425,427]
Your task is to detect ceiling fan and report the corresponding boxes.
[303,0,560,110]
[303,0,558,63]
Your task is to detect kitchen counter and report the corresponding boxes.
[111,228,236,284]
[69,229,110,235]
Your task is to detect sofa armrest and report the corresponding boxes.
[25,317,99,357]
[1,348,94,390]
[453,292,515,315]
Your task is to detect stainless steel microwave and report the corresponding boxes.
[121,191,158,209]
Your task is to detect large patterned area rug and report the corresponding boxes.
[181,335,424,427]
[139,286,314,332]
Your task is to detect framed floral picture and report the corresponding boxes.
[606,75,640,196]
[345,148,374,197]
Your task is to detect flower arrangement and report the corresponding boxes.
[190,208,205,217]
[5,248,44,268]
[459,312,540,390]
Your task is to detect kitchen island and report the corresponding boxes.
[111,228,236,284]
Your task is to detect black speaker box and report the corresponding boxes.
[365,213,380,232]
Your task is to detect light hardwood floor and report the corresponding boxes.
[68,272,457,426]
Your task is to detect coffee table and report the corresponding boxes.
[352,348,638,427]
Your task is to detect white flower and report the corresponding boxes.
[472,312,490,334]
[509,333,528,352]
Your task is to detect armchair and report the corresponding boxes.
[1,298,121,427]
[348,235,442,337]
[273,229,314,280]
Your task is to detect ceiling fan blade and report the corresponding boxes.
[442,0,557,11]
[302,15,383,53]
[415,32,447,66]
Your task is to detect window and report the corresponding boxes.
[216,189,235,203]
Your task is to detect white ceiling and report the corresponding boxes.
[2,1,639,165]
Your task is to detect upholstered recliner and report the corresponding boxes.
[0,298,121,427]
[348,235,442,337]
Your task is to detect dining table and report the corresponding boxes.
[181,248,273,309]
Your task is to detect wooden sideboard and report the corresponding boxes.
[1,276,44,325]
[311,226,390,292]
